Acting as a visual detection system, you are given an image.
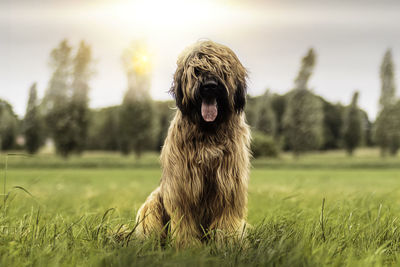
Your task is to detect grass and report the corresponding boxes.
[0,148,400,266]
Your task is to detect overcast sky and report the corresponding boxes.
[1,0,400,119]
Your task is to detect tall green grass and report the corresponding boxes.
[1,149,400,266]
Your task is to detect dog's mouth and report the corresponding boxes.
[200,79,219,123]
[201,99,218,122]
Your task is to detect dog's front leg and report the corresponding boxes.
[167,209,202,248]
[135,187,166,239]
[209,212,247,245]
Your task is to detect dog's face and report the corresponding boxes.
[170,41,247,132]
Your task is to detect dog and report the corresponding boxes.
[135,40,251,247]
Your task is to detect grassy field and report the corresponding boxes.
[1,149,400,266]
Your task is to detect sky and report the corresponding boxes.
[1,0,400,120]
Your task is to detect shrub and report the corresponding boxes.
[251,131,279,158]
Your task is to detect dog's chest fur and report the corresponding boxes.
[160,112,250,231]
[185,139,232,229]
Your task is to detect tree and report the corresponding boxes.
[342,91,362,155]
[379,49,396,109]
[321,99,344,150]
[283,48,324,156]
[86,107,120,151]
[256,90,277,137]
[23,83,43,154]
[360,110,373,147]
[271,93,286,137]
[283,90,324,156]
[42,39,74,157]
[119,42,156,157]
[70,41,93,153]
[0,100,18,151]
[154,101,175,151]
[294,48,316,90]
[375,101,400,156]
[245,95,258,129]
[375,49,399,156]
[42,40,95,157]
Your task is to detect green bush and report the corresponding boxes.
[251,131,279,158]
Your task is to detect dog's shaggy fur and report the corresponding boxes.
[135,40,251,246]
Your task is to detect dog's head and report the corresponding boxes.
[170,40,248,131]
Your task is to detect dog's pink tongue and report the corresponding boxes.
[201,100,218,122]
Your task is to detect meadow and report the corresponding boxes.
[1,149,400,266]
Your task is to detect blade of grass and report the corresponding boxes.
[3,154,8,210]
[320,198,326,242]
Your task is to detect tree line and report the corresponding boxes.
[247,48,399,157]
[0,40,399,158]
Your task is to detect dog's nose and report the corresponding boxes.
[202,80,218,88]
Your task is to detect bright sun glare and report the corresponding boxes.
[131,46,152,75]
[111,0,231,30]
[122,42,153,76]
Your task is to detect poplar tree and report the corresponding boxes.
[379,49,396,109]
[119,43,156,157]
[375,101,400,156]
[283,48,324,156]
[70,41,93,153]
[43,40,94,156]
[294,48,316,91]
[342,91,362,155]
[23,83,43,154]
[43,39,74,157]
[375,49,400,156]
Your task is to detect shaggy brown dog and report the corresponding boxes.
[135,40,251,247]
